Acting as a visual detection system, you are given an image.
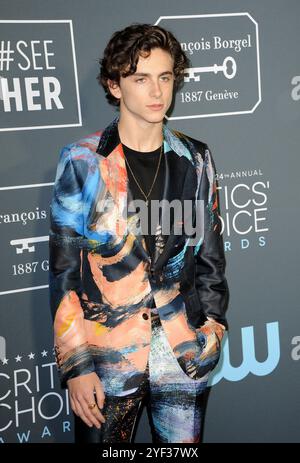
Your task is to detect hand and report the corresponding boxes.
[205,317,226,343]
[194,319,224,372]
[67,372,106,429]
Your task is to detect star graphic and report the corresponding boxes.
[28,352,35,360]
[2,358,8,365]
[41,350,48,357]
[15,355,22,362]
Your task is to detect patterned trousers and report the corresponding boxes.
[73,304,212,443]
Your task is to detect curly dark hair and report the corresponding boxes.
[97,23,190,107]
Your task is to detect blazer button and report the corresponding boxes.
[142,313,149,320]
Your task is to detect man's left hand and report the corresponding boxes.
[205,317,226,343]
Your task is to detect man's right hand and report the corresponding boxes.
[67,372,106,429]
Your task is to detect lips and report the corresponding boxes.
[147,104,164,109]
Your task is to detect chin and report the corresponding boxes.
[146,113,166,122]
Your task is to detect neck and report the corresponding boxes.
[117,113,163,152]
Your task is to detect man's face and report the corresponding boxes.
[108,47,175,124]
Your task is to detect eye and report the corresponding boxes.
[136,78,145,83]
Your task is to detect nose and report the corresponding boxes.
[150,79,163,98]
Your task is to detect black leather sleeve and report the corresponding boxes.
[194,144,230,330]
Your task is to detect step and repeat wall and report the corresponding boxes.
[0,0,299,443]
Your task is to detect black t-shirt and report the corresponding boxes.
[122,142,165,261]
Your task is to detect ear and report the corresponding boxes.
[107,79,121,100]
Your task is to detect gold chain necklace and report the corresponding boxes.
[123,143,163,207]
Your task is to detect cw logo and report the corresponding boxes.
[209,322,280,385]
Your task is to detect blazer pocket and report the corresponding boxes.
[170,292,221,381]
[195,326,221,372]
[171,324,221,382]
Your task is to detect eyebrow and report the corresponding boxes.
[132,71,173,77]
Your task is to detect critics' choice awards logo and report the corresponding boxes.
[214,169,270,251]
[155,12,261,119]
[0,344,72,443]
[0,20,82,132]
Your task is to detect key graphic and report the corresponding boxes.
[184,56,237,82]
[10,236,49,254]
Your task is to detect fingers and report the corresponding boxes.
[84,393,106,427]
[73,399,97,428]
[70,391,106,429]
[211,323,225,343]
[94,382,105,409]
[74,396,104,429]
[203,320,224,344]
[206,319,225,336]
[67,373,107,429]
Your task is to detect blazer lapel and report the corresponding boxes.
[95,115,196,272]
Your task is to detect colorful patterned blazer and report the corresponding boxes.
[49,115,229,392]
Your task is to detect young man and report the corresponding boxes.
[49,23,229,443]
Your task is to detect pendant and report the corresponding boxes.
[146,199,148,207]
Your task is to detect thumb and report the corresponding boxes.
[94,381,105,409]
